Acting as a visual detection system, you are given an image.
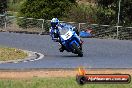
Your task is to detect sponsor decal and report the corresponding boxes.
[76,67,131,85]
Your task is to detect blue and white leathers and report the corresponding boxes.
[49,26,61,41]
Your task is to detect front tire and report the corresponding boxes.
[72,43,83,57]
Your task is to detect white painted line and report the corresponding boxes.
[35,53,44,60]
[14,61,18,63]
[29,60,34,62]
[23,60,28,63]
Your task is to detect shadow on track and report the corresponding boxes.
[45,54,83,58]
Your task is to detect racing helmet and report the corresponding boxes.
[51,18,59,28]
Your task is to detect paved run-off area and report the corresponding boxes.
[0,32,132,69]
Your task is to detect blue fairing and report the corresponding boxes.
[79,31,93,38]
[60,31,80,52]
[69,33,80,47]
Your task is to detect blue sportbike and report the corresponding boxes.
[59,26,83,57]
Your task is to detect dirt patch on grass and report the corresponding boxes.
[0,69,131,79]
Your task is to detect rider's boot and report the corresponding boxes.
[59,45,65,52]
[59,43,64,52]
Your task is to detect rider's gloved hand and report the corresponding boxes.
[53,38,60,42]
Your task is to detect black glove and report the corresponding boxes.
[54,38,60,42]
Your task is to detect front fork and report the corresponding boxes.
[80,39,83,50]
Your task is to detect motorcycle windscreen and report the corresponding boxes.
[60,30,73,40]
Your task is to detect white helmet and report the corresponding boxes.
[51,18,59,28]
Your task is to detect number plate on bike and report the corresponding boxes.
[61,31,72,40]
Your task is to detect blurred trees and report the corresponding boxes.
[16,0,132,26]
[97,0,115,8]
[0,0,7,14]
[97,0,132,26]
[18,0,76,19]
[65,4,97,23]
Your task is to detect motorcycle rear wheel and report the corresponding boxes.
[72,43,83,57]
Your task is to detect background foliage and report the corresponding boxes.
[0,0,7,14]
[5,0,132,26]
[97,0,132,26]
[65,4,97,23]
[18,0,76,20]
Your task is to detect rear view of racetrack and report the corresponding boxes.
[0,32,132,69]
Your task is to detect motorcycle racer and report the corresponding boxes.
[49,18,81,52]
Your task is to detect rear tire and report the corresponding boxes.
[72,43,83,57]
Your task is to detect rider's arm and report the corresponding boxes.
[49,28,59,42]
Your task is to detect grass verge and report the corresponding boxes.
[0,47,27,61]
[0,77,131,88]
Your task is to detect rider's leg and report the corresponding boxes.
[59,42,65,52]
[73,27,79,36]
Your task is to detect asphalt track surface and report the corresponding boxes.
[0,32,132,69]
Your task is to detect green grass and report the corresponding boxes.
[0,47,27,61]
[0,77,131,88]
